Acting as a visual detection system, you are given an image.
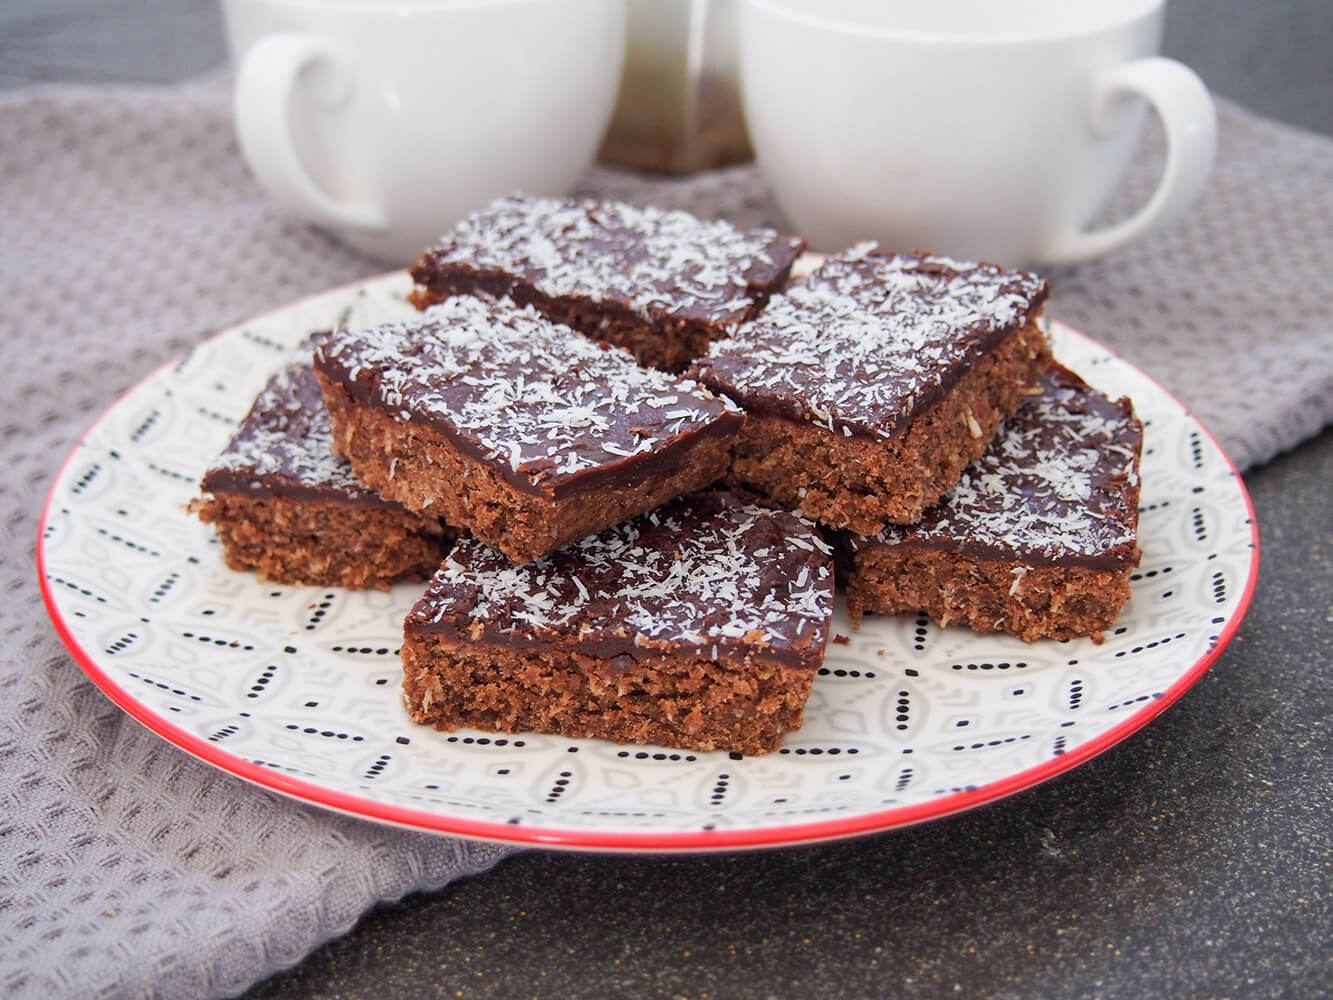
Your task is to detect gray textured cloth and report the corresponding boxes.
[1,81,1330,999]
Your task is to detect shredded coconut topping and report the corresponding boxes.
[419,193,802,322]
[314,296,738,488]
[690,245,1048,439]
[866,367,1142,563]
[202,361,380,501]
[406,493,835,663]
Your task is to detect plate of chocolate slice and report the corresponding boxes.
[39,197,1257,852]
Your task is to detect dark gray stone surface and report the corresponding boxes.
[5,2,1329,996]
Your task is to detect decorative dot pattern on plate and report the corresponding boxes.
[38,271,1258,852]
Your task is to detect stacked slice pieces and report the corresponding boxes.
[312,294,744,565]
[192,192,1145,755]
[409,194,806,372]
[843,365,1143,642]
[688,244,1053,532]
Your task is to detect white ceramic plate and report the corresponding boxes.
[39,272,1258,852]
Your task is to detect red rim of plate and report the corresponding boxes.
[36,289,1260,852]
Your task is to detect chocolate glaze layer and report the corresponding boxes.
[313,296,743,502]
[201,361,399,508]
[410,193,805,328]
[689,245,1050,440]
[851,365,1143,568]
[405,492,835,671]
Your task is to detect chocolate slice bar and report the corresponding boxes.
[688,244,1053,533]
[313,296,744,565]
[190,361,450,588]
[409,194,806,372]
[844,364,1143,642]
[402,492,835,755]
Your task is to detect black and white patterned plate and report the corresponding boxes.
[38,272,1258,852]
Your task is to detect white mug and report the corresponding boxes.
[739,0,1217,267]
[223,0,626,264]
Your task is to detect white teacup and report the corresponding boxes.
[739,0,1217,267]
[223,0,626,263]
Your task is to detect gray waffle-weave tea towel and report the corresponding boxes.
[1,82,1330,999]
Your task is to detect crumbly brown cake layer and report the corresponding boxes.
[722,320,1050,533]
[845,547,1133,643]
[403,637,816,756]
[191,493,446,589]
[409,194,805,372]
[845,364,1143,642]
[313,295,743,564]
[402,492,835,754]
[191,360,450,589]
[689,246,1052,532]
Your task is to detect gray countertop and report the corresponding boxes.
[5,2,1330,997]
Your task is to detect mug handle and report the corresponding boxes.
[233,33,387,232]
[1045,57,1217,266]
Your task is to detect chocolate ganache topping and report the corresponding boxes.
[858,365,1143,567]
[313,295,742,500]
[689,244,1050,439]
[413,193,805,326]
[405,492,835,669]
